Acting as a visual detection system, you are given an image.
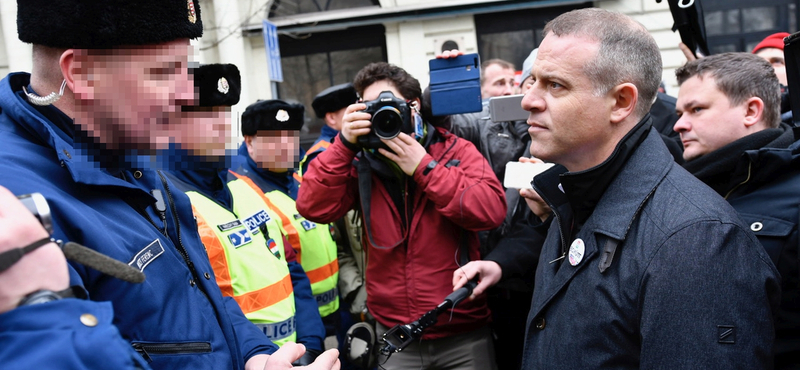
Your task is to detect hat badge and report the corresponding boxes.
[187,0,197,24]
[217,77,229,94]
[276,109,290,122]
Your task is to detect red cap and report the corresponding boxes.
[752,32,791,54]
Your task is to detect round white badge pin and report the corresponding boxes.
[568,238,585,266]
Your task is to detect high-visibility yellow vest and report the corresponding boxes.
[232,172,340,318]
[186,178,297,345]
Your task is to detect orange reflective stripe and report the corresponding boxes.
[293,172,303,183]
[307,141,330,154]
[234,274,293,314]
[305,258,339,285]
[229,171,304,262]
[192,205,234,298]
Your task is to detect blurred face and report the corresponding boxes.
[167,108,233,159]
[755,48,787,85]
[674,75,752,162]
[246,130,300,172]
[72,39,194,152]
[481,64,516,98]
[519,75,534,95]
[521,34,616,172]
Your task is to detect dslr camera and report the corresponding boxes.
[357,91,413,149]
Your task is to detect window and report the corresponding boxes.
[277,25,386,146]
[475,3,591,72]
[702,0,800,54]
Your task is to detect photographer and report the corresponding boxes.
[296,62,506,370]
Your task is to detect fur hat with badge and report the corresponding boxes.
[311,83,358,118]
[241,100,305,136]
[188,63,241,109]
[17,0,203,49]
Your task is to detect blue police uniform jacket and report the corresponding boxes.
[167,168,325,352]
[0,300,152,370]
[0,73,277,369]
[522,119,781,369]
[300,125,338,177]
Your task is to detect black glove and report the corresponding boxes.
[291,348,321,366]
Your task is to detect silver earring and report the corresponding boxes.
[22,79,67,106]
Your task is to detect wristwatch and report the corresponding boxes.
[17,289,62,307]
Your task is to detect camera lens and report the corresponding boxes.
[371,106,403,139]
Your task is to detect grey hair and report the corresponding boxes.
[543,8,662,119]
[676,53,781,128]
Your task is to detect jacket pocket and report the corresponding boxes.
[739,213,794,265]
[131,342,211,362]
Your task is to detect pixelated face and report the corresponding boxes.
[166,108,233,159]
[71,39,194,152]
[246,130,300,171]
[522,34,616,172]
[674,75,752,162]
[481,63,516,98]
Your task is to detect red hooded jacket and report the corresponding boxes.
[296,127,506,339]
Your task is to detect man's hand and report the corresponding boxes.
[250,344,340,370]
[452,261,503,300]
[678,42,700,62]
[378,133,427,176]
[436,49,464,59]
[517,156,552,222]
[0,186,68,313]
[340,103,371,145]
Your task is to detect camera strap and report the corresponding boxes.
[357,154,398,250]
[0,237,52,273]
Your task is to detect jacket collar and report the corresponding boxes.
[534,117,674,243]
[683,123,795,196]
[0,73,142,192]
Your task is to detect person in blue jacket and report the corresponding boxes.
[164,63,325,364]
[0,185,151,370]
[0,1,338,369]
[299,83,359,178]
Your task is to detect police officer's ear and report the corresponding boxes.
[609,82,638,124]
[243,135,257,158]
[60,49,92,101]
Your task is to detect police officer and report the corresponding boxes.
[0,1,338,369]
[299,83,359,177]
[164,64,325,365]
[235,100,342,344]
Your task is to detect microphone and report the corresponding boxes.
[62,242,146,284]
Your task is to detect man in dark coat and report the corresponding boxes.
[454,8,780,369]
[675,52,800,369]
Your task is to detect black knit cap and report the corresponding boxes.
[241,100,305,136]
[17,0,203,49]
[311,83,358,118]
[191,64,241,108]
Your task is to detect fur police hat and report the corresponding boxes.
[192,64,241,107]
[241,100,305,136]
[17,0,203,49]
[311,83,358,118]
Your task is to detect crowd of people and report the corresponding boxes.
[0,1,798,370]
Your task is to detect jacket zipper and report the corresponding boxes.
[157,171,210,303]
[723,161,753,200]
[132,342,211,362]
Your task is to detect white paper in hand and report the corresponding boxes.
[503,161,555,189]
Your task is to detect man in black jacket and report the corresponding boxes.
[675,52,800,369]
